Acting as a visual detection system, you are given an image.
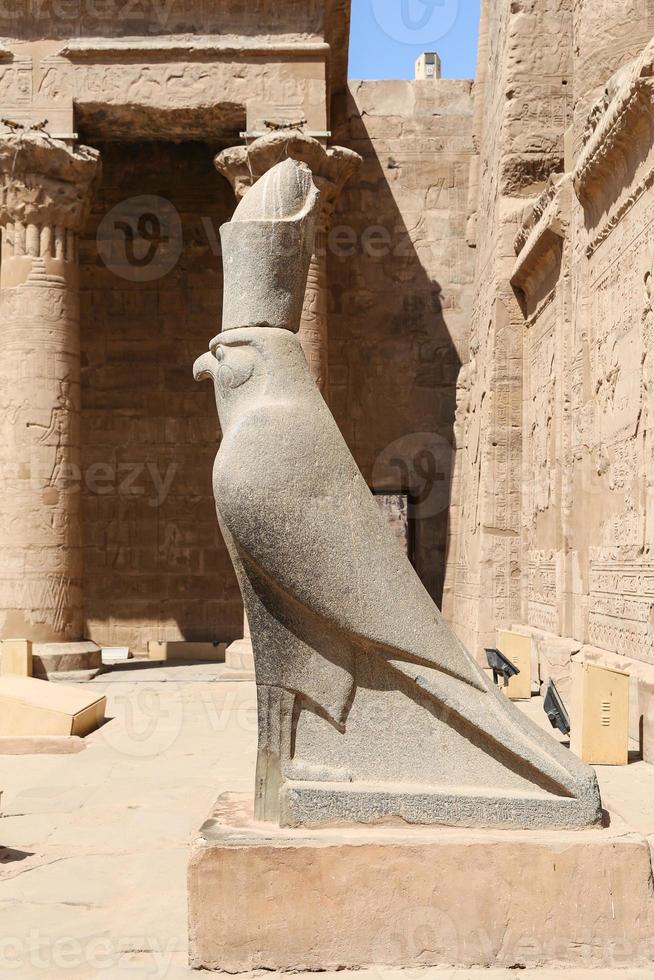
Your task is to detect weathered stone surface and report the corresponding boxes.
[330,79,475,605]
[0,2,349,140]
[445,2,654,783]
[219,158,320,333]
[0,133,100,645]
[0,638,33,677]
[189,794,654,972]
[224,614,255,678]
[147,641,226,663]
[216,132,361,391]
[80,141,240,653]
[32,641,102,679]
[195,158,601,830]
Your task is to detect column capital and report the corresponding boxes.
[215,131,361,219]
[0,132,100,231]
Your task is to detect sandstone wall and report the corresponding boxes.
[0,0,348,142]
[80,142,242,651]
[446,0,654,755]
[79,79,475,650]
[443,0,573,656]
[330,79,475,602]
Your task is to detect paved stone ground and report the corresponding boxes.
[0,662,653,979]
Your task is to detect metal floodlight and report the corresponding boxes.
[485,647,520,688]
[543,677,571,736]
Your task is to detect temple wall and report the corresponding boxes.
[446,0,654,755]
[79,142,242,650]
[76,78,475,649]
[0,0,349,649]
[443,0,573,657]
[330,79,475,603]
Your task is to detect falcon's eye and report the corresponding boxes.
[212,345,225,362]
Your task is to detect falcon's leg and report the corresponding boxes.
[255,685,354,822]
[254,684,295,823]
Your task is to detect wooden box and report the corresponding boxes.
[0,676,106,738]
[496,630,532,700]
[570,661,629,766]
[0,638,33,677]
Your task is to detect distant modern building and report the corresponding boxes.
[415,51,442,80]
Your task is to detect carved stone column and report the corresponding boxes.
[215,132,361,393]
[0,133,100,644]
[215,132,360,676]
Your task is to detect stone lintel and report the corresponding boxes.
[188,792,654,973]
[59,37,330,61]
[574,38,654,217]
[511,176,571,300]
[0,133,100,230]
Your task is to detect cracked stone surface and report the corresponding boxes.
[0,664,652,978]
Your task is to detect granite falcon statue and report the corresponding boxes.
[194,158,602,830]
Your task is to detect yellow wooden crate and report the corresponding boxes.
[496,630,532,700]
[0,638,33,677]
[570,661,629,766]
[0,676,105,738]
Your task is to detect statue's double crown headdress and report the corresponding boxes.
[220,158,320,334]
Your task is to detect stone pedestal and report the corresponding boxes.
[32,641,102,681]
[0,133,100,645]
[189,793,654,973]
[223,613,255,678]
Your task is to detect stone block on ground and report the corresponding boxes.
[223,638,255,678]
[32,641,102,680]
[580,646,654,761]
[101,646,131,665]
[188,793,654,973]
[0,676,106,738]
[147,641,226,663]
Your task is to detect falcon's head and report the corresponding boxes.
[193,326,317,431]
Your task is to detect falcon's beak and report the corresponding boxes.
[193,351,215,382]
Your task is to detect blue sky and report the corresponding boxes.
[348,0,481,80]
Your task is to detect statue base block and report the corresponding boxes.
[223,638,255,680]
[188,793,654,973]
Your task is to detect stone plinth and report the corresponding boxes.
[223,637,255,677]
[223,614,255,679]
[32,641,102,680]
[189,793,654,973]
